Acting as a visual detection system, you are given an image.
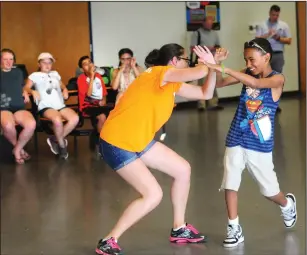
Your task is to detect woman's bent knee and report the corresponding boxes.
[27,119,37,132]
[70,114,79,126]
[144,186,163,208]
[2,120,15,132]
[176,161,191,182]
[52,117,63,127]
[98,114,107,122]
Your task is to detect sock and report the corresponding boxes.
[228,216,239,225]
[173,223,186,231]
[281,197,292,211]
[50,135,57,142]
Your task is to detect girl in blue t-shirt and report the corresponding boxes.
[204,38,297,248]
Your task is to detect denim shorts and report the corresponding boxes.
[99,139,156,171]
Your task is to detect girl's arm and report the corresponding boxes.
[176,69,216,100]
[215,68,247,88]
[205,62,284,89]
[111,69,122,90]
[225,68,284,89]
[163,64,209,83]
[24,78,34,93]
[24,78,40,101]
[132,65,144,77]
[60,81,69,99]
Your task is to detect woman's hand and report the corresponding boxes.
[32,90,40,102]
[119,64,126,73]
[131,57,137,68]
[193,45,215,64]
[62,88,69,100]
[99,100,106,106]
[23,91,30,103]
[89,64,96,79]
[203,62,223,73]
[214,48,229,64]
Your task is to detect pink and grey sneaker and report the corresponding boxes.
[95,237,123,255]
[169,223,208,243]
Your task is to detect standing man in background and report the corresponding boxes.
[190,16,224,111]
[256,5,292,112]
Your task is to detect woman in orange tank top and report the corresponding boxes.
[96,44,217,255]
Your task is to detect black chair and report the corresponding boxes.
[65,76,116,150]
[30,80,90,152]
[66,77,78,90]
[14,64,28,80]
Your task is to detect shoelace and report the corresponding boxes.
[281,207,295,220]
[186,224,199,234]
[227,225,240,239]
[107,238,121,250]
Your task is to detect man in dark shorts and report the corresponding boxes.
[77,56,110,150]
[0,48,36,164]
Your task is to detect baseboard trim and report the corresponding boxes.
[175,90,302,110]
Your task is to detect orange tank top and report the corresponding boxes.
[100,66,182,152]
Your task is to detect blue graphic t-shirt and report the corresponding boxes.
[226,70,281,153]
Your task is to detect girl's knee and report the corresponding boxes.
[52,116,63,127]
[27,118,37,131]
[98,114,107,122]
[175,161,191,182]
[70,113,79,126]
[2,120,15,131]
[144,185,163,208]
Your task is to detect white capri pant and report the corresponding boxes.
[220,146,280,197]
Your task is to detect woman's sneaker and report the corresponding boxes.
[95,237,123,255]
[223,224,244,248]
[47,137,68,155]
[59,146,69,160]
[47,137,59,155]
[281,193,297,228]
[169,223,208,243]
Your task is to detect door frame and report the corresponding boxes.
[296,1,306,95]
[88,2,94,61]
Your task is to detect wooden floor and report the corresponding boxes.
[0,97,305,255]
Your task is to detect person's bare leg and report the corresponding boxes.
[59,108,79,137]
[13,110,36,162]
[221,147,246,248]
[1,110,18,146]
[43,109,65,147]
[225,190,238,220]
[140,142,191,229]
[105,159,163,240]
[115,92,123,105]
[96,113,106,133]
[265,192,287,206]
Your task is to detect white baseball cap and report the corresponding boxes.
[38,52,55,62]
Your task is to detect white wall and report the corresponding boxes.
[90,2,299,98]
[90,2,186,67]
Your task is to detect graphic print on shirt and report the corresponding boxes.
[240,87,272,143]
[85,76,103,104]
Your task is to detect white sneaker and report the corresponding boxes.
[281,193,297,228]
[223,224,244,248]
